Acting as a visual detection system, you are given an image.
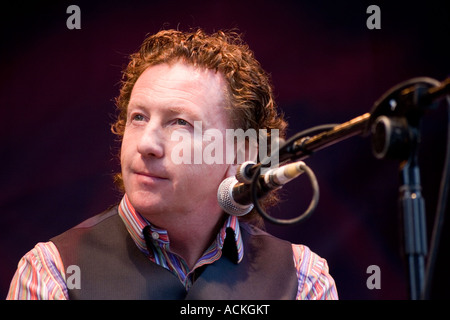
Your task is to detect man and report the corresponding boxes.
[7,29,338,300]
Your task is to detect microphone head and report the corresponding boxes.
[217,177,254,216]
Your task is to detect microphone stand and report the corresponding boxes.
[398,131,427,300]
[257,77,450,300]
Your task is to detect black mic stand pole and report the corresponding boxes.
[398,129,427,300]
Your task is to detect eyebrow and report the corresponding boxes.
[128,99,201,119]
[166,105,200,119]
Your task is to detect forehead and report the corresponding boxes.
[130,62,229,110]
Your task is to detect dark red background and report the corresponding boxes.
[1,0,449,299]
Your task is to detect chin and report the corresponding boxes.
[126,191,167,214]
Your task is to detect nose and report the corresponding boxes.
[137,122,164,158]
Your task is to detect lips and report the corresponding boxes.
[135,171,167,179]
[134,174,167,187]
[132,168,169,183]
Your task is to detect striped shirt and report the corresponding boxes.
[7,195,338,300]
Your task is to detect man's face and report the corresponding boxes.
[120,62,234,220]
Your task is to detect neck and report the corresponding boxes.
[143,208,226,270]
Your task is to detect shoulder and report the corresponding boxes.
[20,241,64,271]
[51,205,120,242]
[239,222,291,245]
[238,224,339,300]
[65,205,119,230]
[7,241,67,300]
[292,244,339,300]
[292,244,328,277]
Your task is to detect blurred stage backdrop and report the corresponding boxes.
[1,0,449,299]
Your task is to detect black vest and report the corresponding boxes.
[51,206,298,300]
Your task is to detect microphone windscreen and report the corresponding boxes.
[217,177,254,216]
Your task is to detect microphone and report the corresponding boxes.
[217,161,307,216]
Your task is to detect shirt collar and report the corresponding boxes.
[118,194,244,263]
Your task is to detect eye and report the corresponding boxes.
[132,114,146,122]
[176,119,189,126]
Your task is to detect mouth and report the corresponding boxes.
[133,171,169,183]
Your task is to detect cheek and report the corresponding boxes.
[169,131,233,184]
[120,136,137,188]
[120,131,136,163]
[179,163,229,192]
[119,142,129,169]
